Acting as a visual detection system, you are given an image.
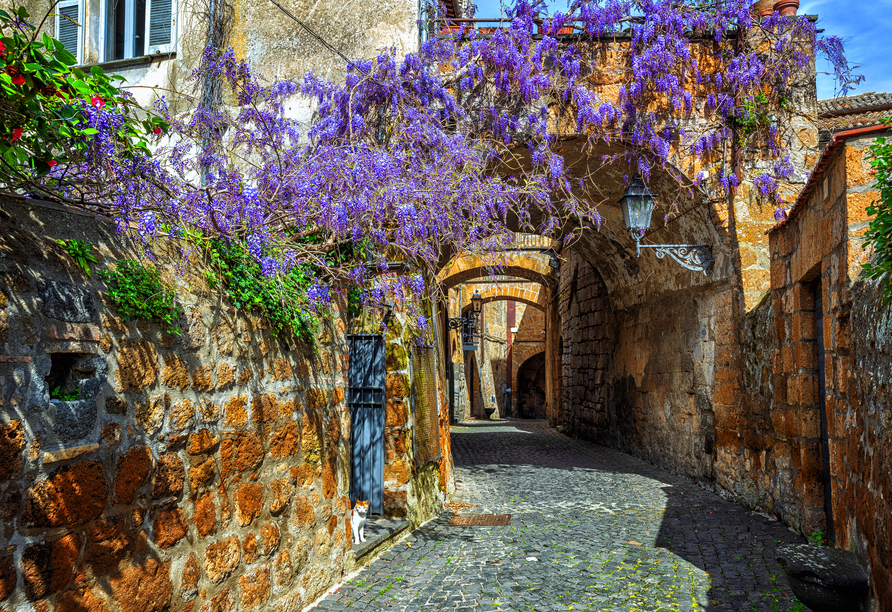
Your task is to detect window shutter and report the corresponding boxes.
[145,0,175,54]
[56,0,82,64]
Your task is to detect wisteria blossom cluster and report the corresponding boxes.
[6,0,862,320]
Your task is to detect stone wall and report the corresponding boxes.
[763,132,889,608]
[0,195,448,612]
[558,248,728,484]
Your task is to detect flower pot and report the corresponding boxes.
[773,0,799,16]
[752,0,774,15]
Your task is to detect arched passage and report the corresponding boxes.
[438,252,558,292]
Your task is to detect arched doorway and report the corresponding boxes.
[516,352,546,419]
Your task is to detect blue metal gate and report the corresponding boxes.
[347,334,385,514]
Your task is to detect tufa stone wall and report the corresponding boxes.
[0,195,448,612]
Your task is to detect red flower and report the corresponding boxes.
[0,41,6,55]
[153,126,162,134]
[5,66,25,86]
[47,160,57,168]
[90,96,105,107]
[10,128,22,142]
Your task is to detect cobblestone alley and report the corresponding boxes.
[312,421,806,611]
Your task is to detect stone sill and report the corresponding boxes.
[80,52,176,72]
[352,519,410,563]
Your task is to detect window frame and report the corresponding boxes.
[55,0,84,65]
[100,0,176,62]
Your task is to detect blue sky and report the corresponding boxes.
[472,0,892,100]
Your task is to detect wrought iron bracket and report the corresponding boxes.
[447,316,479,350]
[635,240,715,276]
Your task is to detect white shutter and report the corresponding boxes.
[55,0,83,64]
[145,0,175,54]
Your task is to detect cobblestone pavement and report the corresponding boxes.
[312,420,805,612]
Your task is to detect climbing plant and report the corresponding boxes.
[863,119,892,305]
[0,6,165,202]
[99,260,184,334]
[3,2,862,328]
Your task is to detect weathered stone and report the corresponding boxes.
[0,555,15,601]
[237,368,252,385]
[386,343,408,371]
[385,460,410,486]
[223,396,247,427]
[115,340,159,393]
[169,399,195,431]
[53,399,98,441]
[306,389,328,411]
[385,400,408,427]
[293,463,315,488]
[205,536,241,583]
[133,396,164,434]
[251,393,278,423]
[270,479,294,515]
[152,452,185,499]
[385,373,410,399]
[194,493,217,537]
[272,358,292,381]
[187,430,219,455]
[110,559,173,612]
[200,588,234,612]
[38,280,96,322]
[189,458,216,489]
[216,362,235,388]
[239,567,271,610]
[221,431,263,476]
[198,399,220,422]
[191,365,214,391]
[55,588,109,612]
[322,459,338,498]
[777,544,870,612]
[243,534,258,564]
[302,413,322,464]
[114,445,153,504]
[273,550,293,588]
[153,507,187,549]
[259,523,280,556]
[85,516,135,575]
[23,461,107,528]
[101,422,121,445]
[270,421,300,458]
[162,354,190,391]
[0,420,25,481]
[235,483,264,527]
[22,533,81,600]
[180,553,200,600]
[292,494,315,529]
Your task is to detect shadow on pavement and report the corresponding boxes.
[449,419,805,612]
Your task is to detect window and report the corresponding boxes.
[104,0,175,61]
[56,0,83,64]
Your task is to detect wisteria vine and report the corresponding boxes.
[2,0,863,332]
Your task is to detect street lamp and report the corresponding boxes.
[619,174,715,275]
[448,289,483,350]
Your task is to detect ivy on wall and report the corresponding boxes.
[864,120,892,305]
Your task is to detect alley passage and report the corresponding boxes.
[313,421,805,611]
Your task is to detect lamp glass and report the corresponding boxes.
[619,175,655,235]
[471,290,483,313]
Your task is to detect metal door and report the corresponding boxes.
[348,334,385,514]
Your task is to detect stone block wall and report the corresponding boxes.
[558,249,725,483]
[763,133,890,608]
[0,195,448,612]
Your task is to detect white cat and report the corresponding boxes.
[351,500,369,544]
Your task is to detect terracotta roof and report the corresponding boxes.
[817,92,892,133]
[767,125,889,233]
